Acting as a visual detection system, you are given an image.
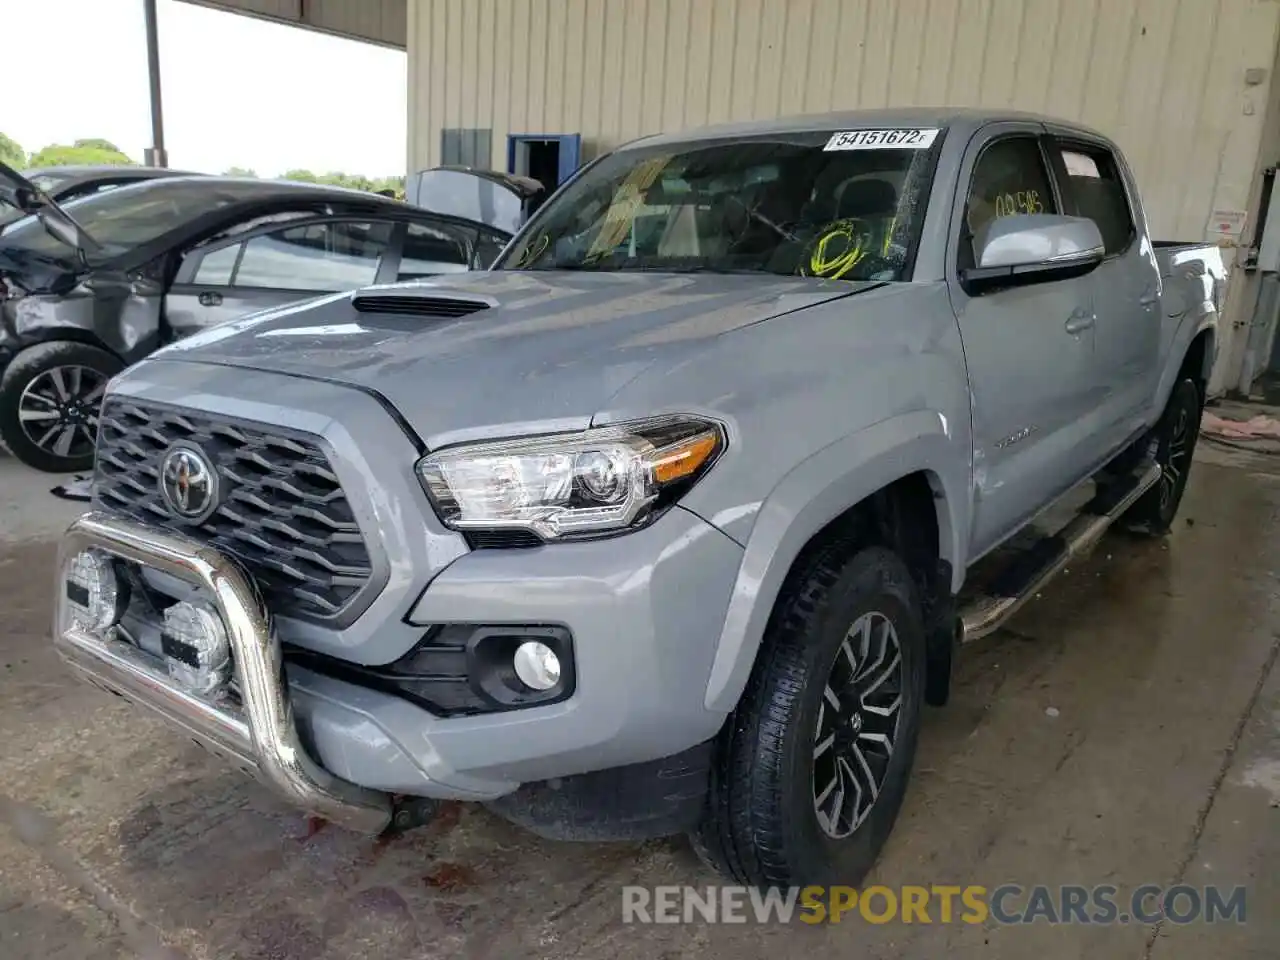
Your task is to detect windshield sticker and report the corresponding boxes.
[824,128,939,151]
[1063,151,1101,179]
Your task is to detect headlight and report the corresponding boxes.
[417,416,725,541]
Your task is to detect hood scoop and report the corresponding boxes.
[351,289,492,319]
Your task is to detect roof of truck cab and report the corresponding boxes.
[626,107,1112,149]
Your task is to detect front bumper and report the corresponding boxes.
[54,501,746,825]
[53,511,394,833]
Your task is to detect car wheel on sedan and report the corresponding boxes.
[0,341,122,473]
[692,542,926,887]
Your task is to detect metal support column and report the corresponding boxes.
[143,0,167,167]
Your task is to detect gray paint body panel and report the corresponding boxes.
[90,109,1224,795]
[286,503,743,797]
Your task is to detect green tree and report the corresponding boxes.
[279,169,404,197]
[0,132,24,169]
[223,166,257,178]
[27,140,135,168]
[73,138,123,153]
[369,175,406,199]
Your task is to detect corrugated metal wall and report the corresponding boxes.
[179,0,406,49]
[408,0,1280,242]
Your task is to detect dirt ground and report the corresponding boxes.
[0,436,1277,959]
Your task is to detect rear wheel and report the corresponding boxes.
[0,341,122,473]
[691,543,926,887]
[1122,376,1202,536]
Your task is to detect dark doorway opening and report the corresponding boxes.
[523,140,561,195]
[507,134,583,206]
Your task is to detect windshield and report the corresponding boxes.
[26,172,70,193]
[0,179,238,262]
[497,129,943,281]
[0,173,70,227]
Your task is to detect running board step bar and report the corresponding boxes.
[958,460,1162,645]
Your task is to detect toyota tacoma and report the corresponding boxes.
[52,109,1225,887]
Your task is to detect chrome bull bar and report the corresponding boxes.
[53,511,393,834]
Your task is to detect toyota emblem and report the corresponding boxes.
[159,444,219,522]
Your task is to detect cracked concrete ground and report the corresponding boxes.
[0,438,1277,959]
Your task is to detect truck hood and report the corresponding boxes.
[150,270,879,447]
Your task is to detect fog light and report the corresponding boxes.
[161,601,232,696]
[65,550,126,634]
[512,640,561,691]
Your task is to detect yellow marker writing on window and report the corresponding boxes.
[805,220,868,280]
[994,190,1043,217]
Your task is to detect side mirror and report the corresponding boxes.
[963,214,1105,294]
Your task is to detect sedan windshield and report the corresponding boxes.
[0,179,239,262]
[0,173,69,227]
[497,129,943,282]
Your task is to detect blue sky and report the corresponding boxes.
[0,0,407,177]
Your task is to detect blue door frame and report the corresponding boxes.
[506,134,582,186]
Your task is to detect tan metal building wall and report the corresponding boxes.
[408,0,1280,391]
[409,0,1278,239]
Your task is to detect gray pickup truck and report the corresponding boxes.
[52,108,1225,888]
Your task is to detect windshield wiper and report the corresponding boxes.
[645,264,776,275]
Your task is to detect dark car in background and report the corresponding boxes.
[0,165,200,226]
[0,164,515,472]
[405,166,547,233]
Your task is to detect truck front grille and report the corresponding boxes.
[93,399,374,622]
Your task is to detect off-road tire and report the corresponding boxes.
[691,543,926,887]
[0,341,122,473]
[1122,376,1202,536]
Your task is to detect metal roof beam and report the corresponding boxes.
[173,0,406,50]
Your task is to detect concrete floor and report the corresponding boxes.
[0,439,1277,959]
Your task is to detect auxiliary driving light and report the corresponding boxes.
[161,600,232,696]
[512,640,561,691]
[65,550,126,634]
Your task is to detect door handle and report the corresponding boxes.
[198,291,223,307]
[1064,309,1095,334]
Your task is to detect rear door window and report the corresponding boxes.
[233,220,393,291]
[1055,144,1135,256]
[397,221,471,280]
[192,242,241,285]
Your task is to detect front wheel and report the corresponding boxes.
[692,543,926,887]
[1122,376,1202,536]
[0,341,123,473]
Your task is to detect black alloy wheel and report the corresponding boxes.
[0,341,123,473]
[692,544,926,887]
[1123,376,1202,535]
[17,364,106,462]
[812,609,905,839]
